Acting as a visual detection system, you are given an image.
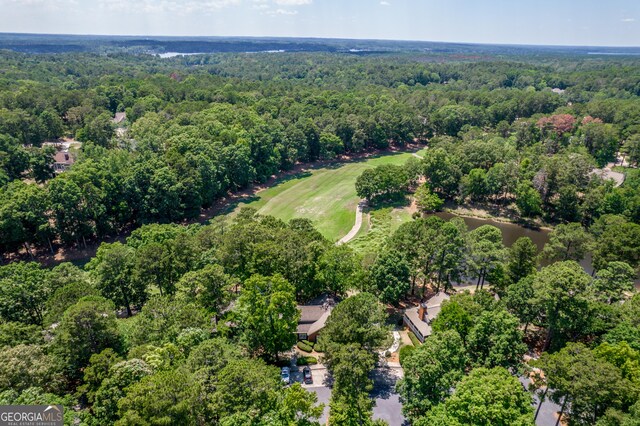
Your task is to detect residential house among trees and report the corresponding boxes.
[296,293,337,342]
[403,292,450,343]
[53,150,75,173]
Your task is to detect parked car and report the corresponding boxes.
[281,367,291,385]
[303,366,312,384]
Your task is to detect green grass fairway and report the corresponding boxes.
[235,151,418,242]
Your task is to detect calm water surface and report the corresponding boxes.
[430,212,599,277]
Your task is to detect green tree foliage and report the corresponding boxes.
[591,218,640,271]
[0,322,42,347]
[466,309,526,370]
[533,261,593,351]
[116,369,200,426]
[466,225,506,290]
[593,262,636,304]
[543,222,593,262]
[422,147,461,196]
[236,274,299,361]
[431,300,474,340]
[207,358,280,422]
[0,344,63,393]
[327,343,377,426]
[460,168,489,201]
[355,164,409,202]
[44,266,99,325]
[578,121,619,167]
[0,261,58,324]
[176,264,234,314]
[370,248,411,304]
[417,367,534,426]
[516,181,543,217]
[92,358,153,425]
[80,348,122,405]
[314,244,362,296]
[53,297,123,379]
[398,330,468,420]
[319,292,388,364]
[538,343,633,426]
[506,237,538,285]
[87,242,147,317]
[127,295,210,347]
[504,275,539,332]
[414,184,444,212]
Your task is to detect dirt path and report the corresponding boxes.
[337,200,366,245]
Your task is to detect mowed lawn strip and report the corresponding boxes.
[235,151,415,242]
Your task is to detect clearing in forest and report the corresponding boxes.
[235,149,426,242]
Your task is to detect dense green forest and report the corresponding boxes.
[1,51,639,259]
[0,47,639,425]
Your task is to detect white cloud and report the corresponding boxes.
[380,1,390,5]
[2,0,77,9]
[99,0,241,14]
[267,8,298,15]
[621,18,636,22]
[273,0,311,5]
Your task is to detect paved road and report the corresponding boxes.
[371,367,408,425]
[337,200,366,245]
[592,166,625,187]
[303,364,407,425]
[519,377,563,426]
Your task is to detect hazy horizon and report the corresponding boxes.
[2,31,640,50]
[0,0,638,48]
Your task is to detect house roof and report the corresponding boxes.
[113,112,127,124]
[296,293,337,335]
[308,310,331,336]
[424,292,449,322]
[299,305,328,324]
[53,151,74,165]
[404,307,432,339]
[403,292,450,340]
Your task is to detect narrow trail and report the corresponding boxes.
[337,200,366,245]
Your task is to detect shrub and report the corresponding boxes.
[313,341,324,353]
[297,356,318,366]
[407,331,422,347]
[297,342,313,353]
[399,345,415,365]
[301,340,315,348]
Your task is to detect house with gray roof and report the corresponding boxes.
[403,292,450,343]
[296,293,337,342]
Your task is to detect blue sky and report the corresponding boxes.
[0,0,639,46]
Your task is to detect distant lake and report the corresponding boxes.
[157,50,287,58]
[157,52,206,58]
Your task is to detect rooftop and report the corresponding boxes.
[296,293,337,336]
[53,151,74,165]
[113,112,127,124]
[403,292,450,341]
